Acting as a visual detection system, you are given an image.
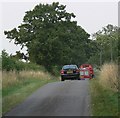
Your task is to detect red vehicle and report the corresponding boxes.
[79,64,94,79]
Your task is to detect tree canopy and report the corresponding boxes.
[88,24,118,67]
[4,2,92,71]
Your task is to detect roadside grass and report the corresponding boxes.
[2,70,59,115]
[90,79,118,116]
[99,63,118,91]
[90,63,118,116]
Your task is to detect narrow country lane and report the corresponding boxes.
[5,80,91,116]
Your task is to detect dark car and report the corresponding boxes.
[60,65,80,81]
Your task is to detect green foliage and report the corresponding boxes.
[2,50,16,71]
[88,24,118,66]
[2,50,46,71]
[90,79,118,116]
[4,2,92,72]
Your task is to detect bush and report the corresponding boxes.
[2,51,16,71]
[51,65,60,76]
[2,50,46,72]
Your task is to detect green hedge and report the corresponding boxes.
[2,50,46,72]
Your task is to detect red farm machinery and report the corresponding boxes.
[79,64,94,80]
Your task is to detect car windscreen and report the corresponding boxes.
[62,65,78,70]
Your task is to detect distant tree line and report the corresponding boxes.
[88,24,118,67]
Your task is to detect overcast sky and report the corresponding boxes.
[0,0,119,55]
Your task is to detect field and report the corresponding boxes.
[2,70,58,115]
[90,63,118,116]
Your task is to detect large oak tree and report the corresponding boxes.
[4,2,91,71]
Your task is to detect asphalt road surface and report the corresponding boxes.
[5,80,91,116]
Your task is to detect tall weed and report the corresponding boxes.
[99,63,118,91]
[2,70,53,89]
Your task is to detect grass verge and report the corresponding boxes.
[90,79,118,116]
[2,71,58,115]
